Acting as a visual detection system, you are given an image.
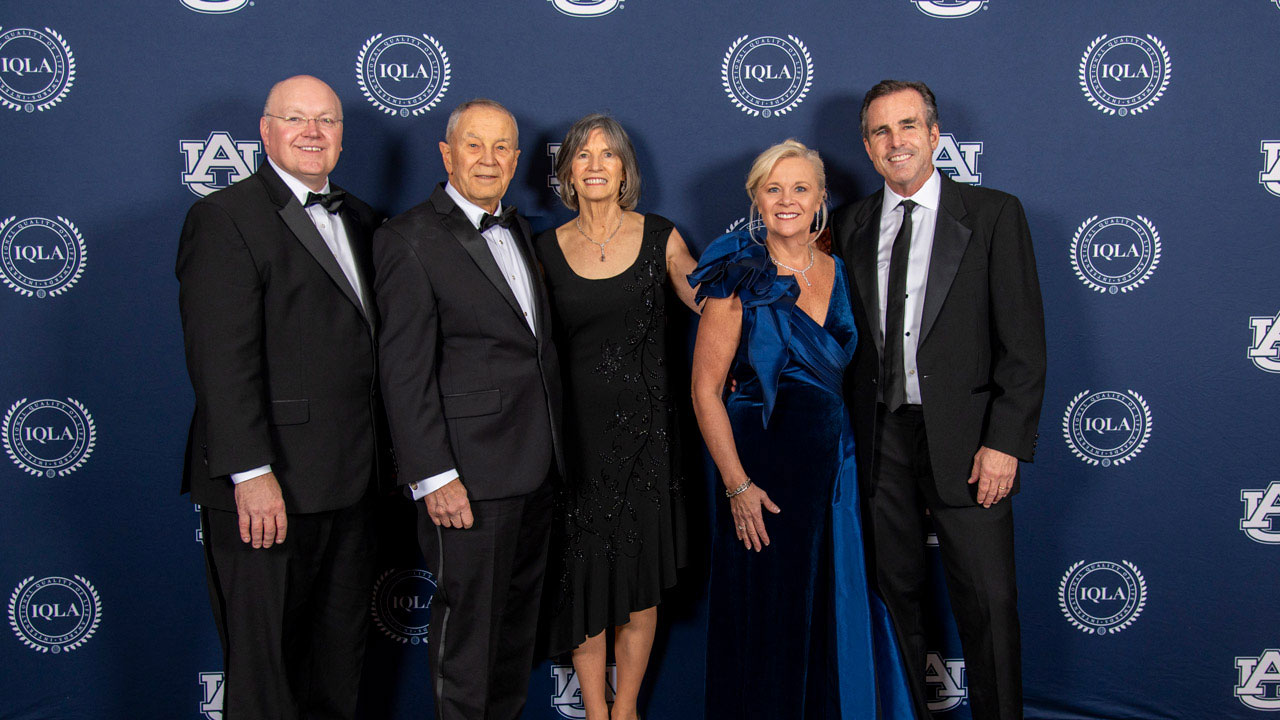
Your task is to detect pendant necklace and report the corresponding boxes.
[575,214,624,262]
[770,244,815,287]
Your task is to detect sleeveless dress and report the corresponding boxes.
[691,231,916,719]
[534,213,688,657]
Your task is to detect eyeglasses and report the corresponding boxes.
[263,113,343,130]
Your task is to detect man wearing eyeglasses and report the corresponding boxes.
[177,75,389,719]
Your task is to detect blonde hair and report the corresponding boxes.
[745,139,828,236]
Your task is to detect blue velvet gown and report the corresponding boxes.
[692,232,916,719]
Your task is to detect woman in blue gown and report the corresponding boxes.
[690,140,916,719]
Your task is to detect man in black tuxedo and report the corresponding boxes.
[832,80,1046,720]
[177,75,387,719]
[372,99,562,720]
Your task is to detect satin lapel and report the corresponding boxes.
[277,199,368,322]
[338,208,374,330]
[919,177,972,345]
[511,215,548,340]
[437,200,529,331]
[849,191,885,358]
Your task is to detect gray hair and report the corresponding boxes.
[859,79,938,139]
[554,113,642,212]
[444,98,519,145]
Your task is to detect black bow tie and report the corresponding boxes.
[305,189,346,214]
[479,206,517,232]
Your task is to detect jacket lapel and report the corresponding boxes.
[849,190,886,358]
[260,165,371,326]
[429,186,531,334]
[510,215,550,341]
[919,175,972,345]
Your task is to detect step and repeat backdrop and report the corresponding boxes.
[2,1,1279,718]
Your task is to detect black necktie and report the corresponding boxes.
[304,190,346,214]
[883,199,916,412]
[479,206,517,232]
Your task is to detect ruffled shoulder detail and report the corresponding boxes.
[688,231,798,308]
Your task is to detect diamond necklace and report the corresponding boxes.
[575,214,624,262]
[769,244,815,287]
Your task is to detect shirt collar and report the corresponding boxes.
[445,182,503,231]
[268,158,331,204]
[881,169,941,221]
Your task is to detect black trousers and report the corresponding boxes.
[868,405,1022,720]
[202,500,375,720]
[417,480,554,720]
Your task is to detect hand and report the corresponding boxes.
[425,478,474,529]
[729,483,781,552]
[234,471,288,548]
[968,446,1017,508]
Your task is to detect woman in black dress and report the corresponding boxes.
[535,114,699,720]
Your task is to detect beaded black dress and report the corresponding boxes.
[535,213,688,656]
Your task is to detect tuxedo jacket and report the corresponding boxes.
[832,174,1046,506]
[372,184,563,501]
[177,163,390,514]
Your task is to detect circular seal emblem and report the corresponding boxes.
[0,27,75,113]
[1058,560,1146,635]
[180,0,251,13]
[547,0,624,17]
[721,34,814,118]
[2,398,96,478]
[8,575,102,653]
[1062,389,1151,467]
[911,1,988,18]
[1069,215,1160,294]
[1079,34,1171,117]
[356,33,451,117]
[0,216,87,298]
[370,568,435,644]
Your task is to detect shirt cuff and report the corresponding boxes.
[410,469,459,500]
[230,465,272,484]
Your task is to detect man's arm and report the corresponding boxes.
[177,201,288,545]
[980,194,1047,461]
[371,224,471,528]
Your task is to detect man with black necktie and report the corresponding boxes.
[372,98,562,720]
[177,75,389,719]
[831,80,1046,720]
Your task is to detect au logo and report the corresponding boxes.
[1237,649,1280,710]
[0,216,87,298]
[1062,389,1151,467]
[1069,215,1161,294]
[198,672,225,719]
[356,33,451,117]
[1259,141,1280,197]
[911,1,988,18]
[8,575,102,653]
[1058,560,1146,635]
[548,0,624,17]
[3,397,96,478]
[924,652,966,711]
[1248,312,1280,373]
[1241,481,1280,544]
[180,132,260,197]
[371,568,435,644]
[181,0,251,12]
[933,134,982,185]
[0,27,75,113]
[547,143,562,193]
[550,663,617,719]
[1079,34,1171,116]
[721,34,814,118]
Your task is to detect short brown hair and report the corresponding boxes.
[860,80,938,139]
[554,114,641,212]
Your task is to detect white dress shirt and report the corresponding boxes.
[230,159,368,485]
[407,183,537,501]
[877,170,942,406]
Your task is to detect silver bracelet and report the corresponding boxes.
[725,479,753,498]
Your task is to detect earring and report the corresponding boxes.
[747,206,766,245]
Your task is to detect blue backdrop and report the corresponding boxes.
[3,1,1279,718]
